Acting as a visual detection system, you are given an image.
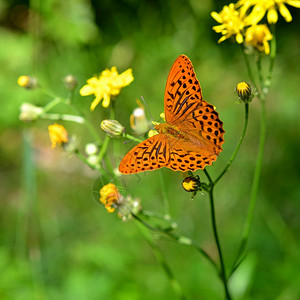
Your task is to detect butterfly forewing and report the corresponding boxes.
[164,55,203,125]
[119,135,170,174]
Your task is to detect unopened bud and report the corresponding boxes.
[236,82,253,103]
[182,175,201,192]
[63,75,78,91]
[85,143,98,155]
[130,107,149,134]
[19,103,43,122]
[101,120,124,138]
[17,75,38,89]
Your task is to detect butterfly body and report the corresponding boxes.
[119,55,225,174]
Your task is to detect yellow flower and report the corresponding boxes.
[100,183,121,213]
[48,124,68,148]
[99,183,142,219]
[237,0,300,24]
[80,67,134,110]
[211,3,248,44]
[245,24,273,54]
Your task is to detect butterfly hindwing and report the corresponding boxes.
[119,135,170,174]
[180,100,225,155]
[164,55,203,125]
[166,135,218,172]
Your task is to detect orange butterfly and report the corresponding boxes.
[119,55,225,174]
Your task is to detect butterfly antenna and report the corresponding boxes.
[140,96,154,122]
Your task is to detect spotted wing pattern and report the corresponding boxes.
[119,55,225,174]
[119,135,169,174]
[164,55,203,125]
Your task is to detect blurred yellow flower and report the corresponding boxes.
[48,124,68,148]
[80,67,134,110]
[245,24,273,54]
[99,183,142,220]
[100,183,121,213]
[211,3,248,44]
[237,0,300,24]
[17,75,38,89]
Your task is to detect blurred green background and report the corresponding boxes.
[1,0,300,299]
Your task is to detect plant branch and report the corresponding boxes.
[215,103,249,185]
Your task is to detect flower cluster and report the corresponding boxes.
[80,66,134,110]
[211,0,300,54]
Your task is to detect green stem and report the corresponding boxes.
[231,33,276,276]
[74,149,101,172]
[215,103,249,185]
[42,98,101,144]
[208,186,231,300]
[98,135,110,162]
[241,46,259,92]
[137,223,187,300]
[132,213,219,273]
[40,112,85,123]
[232,95,266,274]
[203,168,213,185]
[159,171,170,216]
[123,133,143,143]
[42,98,62,113]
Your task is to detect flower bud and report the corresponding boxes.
[17,75,38,89]
[63,75,78,91]
[19,103,43,122]
[130,107,149,134]
[236,82,253,103]
[182,175,201,192]
[100,119,124,138]
[85,143,98,155]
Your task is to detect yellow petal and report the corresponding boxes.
[263,41,270,55]
[245,5,265,25]
[286,0,300,8]
[80,84,95,96]
[278,3,292,22]
[102,93,111,108]
[236,33,244,44]
[90,95,102,111]
[267,7,278,24]
[211,11,223,23]
[218,35,227,43]
[212,24,226,33]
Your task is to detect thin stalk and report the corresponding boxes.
[232,95,266,273]
[208,186,231,300]
[42,97,62,113]
[215,103,249,185]
[41,112,85,123]
[159,171,170,216]
[132,213,219,273]
[74,149,101,172]
[203,168,213,185]
[231,33,276,275]
[123,133,143,143]
[241,46,259,92]
[137,223,187,300]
